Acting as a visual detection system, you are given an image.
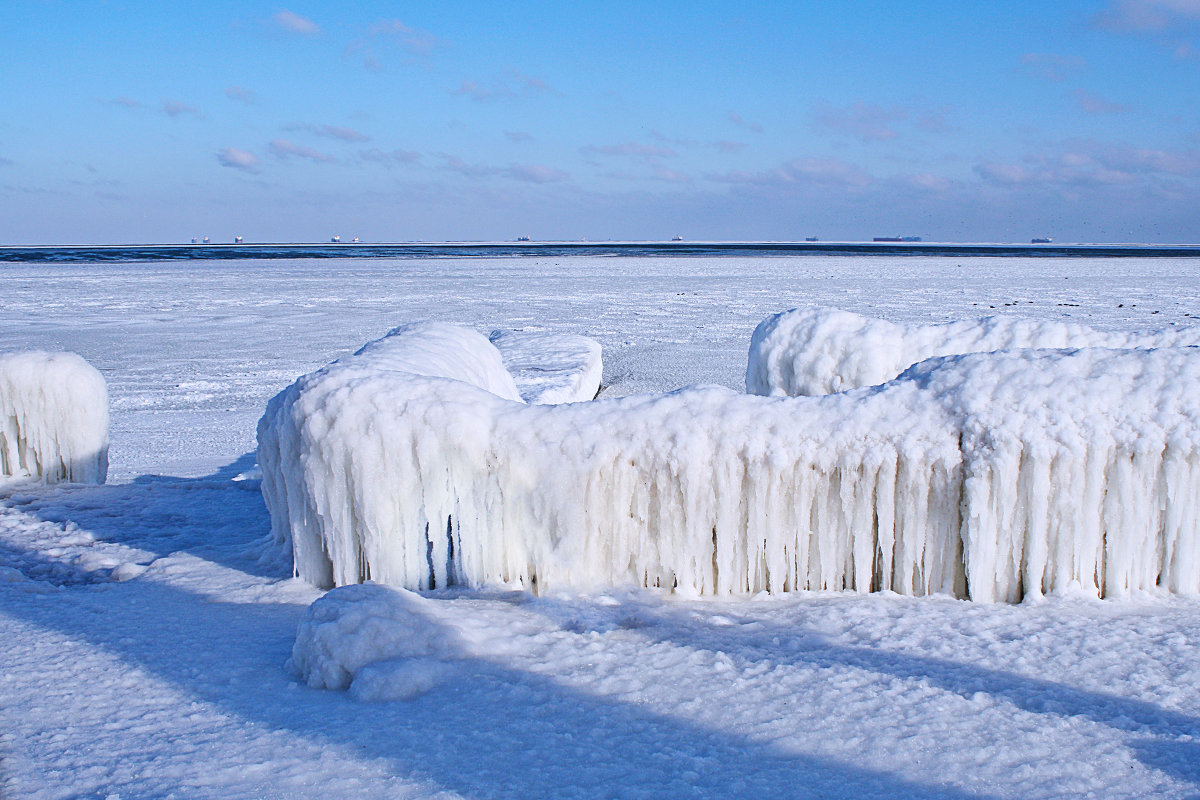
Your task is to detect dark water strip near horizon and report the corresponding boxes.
[4,241,1200,263]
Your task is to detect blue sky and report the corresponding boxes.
[2,0,1198,243]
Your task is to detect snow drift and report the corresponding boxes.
[259,323,1200,602]
[289,582,459,701]
[747,307,1200,397]
[0,351,108,484]
[490,330,603,404]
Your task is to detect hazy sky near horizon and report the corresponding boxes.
[2,0,1199,243]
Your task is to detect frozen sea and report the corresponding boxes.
[3,252,1200,798]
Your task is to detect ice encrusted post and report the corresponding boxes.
[746,307,1200,397]
[0,351,109,484]
[259,323,1200,602]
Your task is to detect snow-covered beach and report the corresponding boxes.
[4,253,1200,798]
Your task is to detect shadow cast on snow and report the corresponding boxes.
[1,539,1001,800]
[0,452,285,580]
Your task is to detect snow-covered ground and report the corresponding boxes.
[3,254,1200,799]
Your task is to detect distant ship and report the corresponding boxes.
[516,236,531,242]
[671,235,684,241]
[191,237,198,244]
[873,236,922,242]
[352,237,359,243]
[202,236,210,244]
[805,237,818,242]
[331,235,341,243]
[234,235,243,244]
[1031,238,1053,244]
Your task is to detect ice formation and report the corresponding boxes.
[747,306,1200,396]
[289,582,459,701]
[0,351,108,484]
[489,330,603,404]
[259,323,1200,602]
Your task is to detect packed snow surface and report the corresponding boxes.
[259,322,1200,602]
[5,254,1200,799]
[747,306,1200,396]
[0,351,108,484]
[489,330,603,404]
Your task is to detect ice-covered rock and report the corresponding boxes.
[259,323,1200,602]
[747,307,1200,397]
[0,351,108,484]
[490,330,603,404]
[288,582,458,701]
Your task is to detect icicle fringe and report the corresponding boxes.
[258,322,1200,602]
[0,351,109,484]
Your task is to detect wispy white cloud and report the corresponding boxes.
[812,101,907,142]
[360,148,421,166]
[162,99,202,119]
[269,139,336,163]
[505,131,535,143]
[727,111,763,134]
[102,97,202,119]
[975,140,1200,189]
[505,163,568,183]
[216,147,260,173]
[1095,0,1200,32]
[272,9,320,35]
[713,140,746,154]
[439,154,566,183]
[346,19,439,71]
[285,122,371,142]
[711,157,874,189]
[1019,52,1087,82]
[1072,89,1128,114]
[450,70,555,102]
[225,86,259,104]
[580,142,676,160]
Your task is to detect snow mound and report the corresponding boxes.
[259,323,1200,602]
[289,582,458,701]
[0,351,108,484]
[747,307,1200,396]
[490,330,603,404]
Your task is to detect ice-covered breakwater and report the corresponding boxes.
[747,307,1200,396]
[0,351,109,483]
[258,323,1200,602]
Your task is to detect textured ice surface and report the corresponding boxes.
[259,323,1200,602]
[0,351,108,483]
[747,306,1200,397]
[489,330,603,404]
[289,582,458,701]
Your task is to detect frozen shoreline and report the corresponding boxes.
[3,254,1200,798]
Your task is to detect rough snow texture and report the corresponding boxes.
[259,324,1200,602]
[289,582,458,701]
[747,306,1200,397]
[490,330,603,404]
[0,351,108,484]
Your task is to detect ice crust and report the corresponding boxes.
[0,351,108,484]
[258,323,1200,602]
[747,306,1200,397]
[489,330,603,404]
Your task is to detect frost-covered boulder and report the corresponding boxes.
[747,307,1200,396]
[0,351,108,484]
[289,582,459,701]
[259,323,1200,602]
[490,330,603,404]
